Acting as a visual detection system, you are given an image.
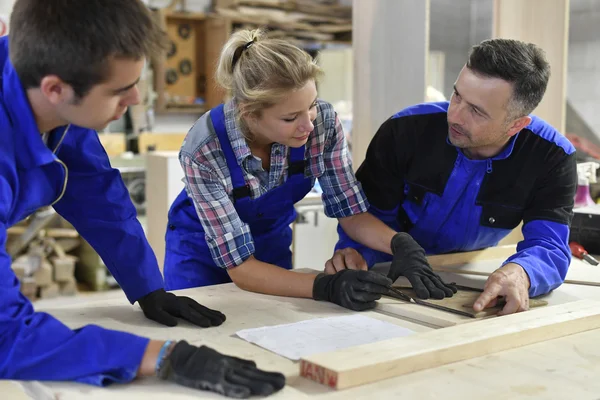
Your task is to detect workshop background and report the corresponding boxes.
[2,0,599,301]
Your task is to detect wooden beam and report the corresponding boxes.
[137,132,186,153]
[300,300,600,389]
[351,0,429,170]
[97,133,126,157]
[493,0,569,134]
[427,245,516,268]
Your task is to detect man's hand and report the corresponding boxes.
[137,289,226,327]
[158,341,285,398]
[473,263,531,316]
[389,232,456,299]
[324,248,368,274]
[312,269,392,311]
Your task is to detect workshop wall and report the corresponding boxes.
[429,0,492,99]
[568,0,600,139]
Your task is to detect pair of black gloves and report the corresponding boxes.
[136,290,284,398]
[135,232,453,398]
[312,232,457,311]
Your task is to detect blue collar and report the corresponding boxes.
[446,131,520,161]
[1,44,59,169]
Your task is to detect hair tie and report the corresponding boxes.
[232,40,256,70]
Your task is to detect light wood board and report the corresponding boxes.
[300,300,600,390]
[351,0,428,170]
[494,0,569,135]
[97,133,126,157]
[138,132,186,153]
[427,245,600,287]
[426,244,517,267]
[8,279,600,399]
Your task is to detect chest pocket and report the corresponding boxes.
[399,183,433,230]
[480,203,524,230]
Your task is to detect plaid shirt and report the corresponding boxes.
[179,99,369,269]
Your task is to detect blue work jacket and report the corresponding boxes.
[337,102,578,297]
[0,36,163,385]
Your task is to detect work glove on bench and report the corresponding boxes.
[389,232,457,299]
[157,341,286,399]
[313,269,392,311]
[137,289,226,327]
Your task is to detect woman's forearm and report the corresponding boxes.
[227,256,317,298]
[339,212,396,255]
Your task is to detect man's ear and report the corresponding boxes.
[39,75,75,105]
[506,115,531,137]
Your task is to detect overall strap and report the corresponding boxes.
[210,104,251,200]
[288,145,306,176]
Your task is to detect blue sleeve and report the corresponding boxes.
[53,129,163,303]
[501,220,570,297]
[335,206,395,267]
[0,182,149,384]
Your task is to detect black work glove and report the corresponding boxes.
[158,341,286,399]
[313,269,392,311]
[137,289,226,327]
[389,232,457,299]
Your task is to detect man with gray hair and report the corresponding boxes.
[332,38,577,316]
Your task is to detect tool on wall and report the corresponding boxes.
[167,41,177,58]
[179,59,192,76]
[165,68,178,85]
[570,241,599,265]
[178,23,192,40]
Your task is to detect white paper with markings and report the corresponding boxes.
[235,314,415,360]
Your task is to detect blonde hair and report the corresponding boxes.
[215,28,322,138]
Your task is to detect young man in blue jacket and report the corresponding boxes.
[0,0,284,397]
[333,38,578,316]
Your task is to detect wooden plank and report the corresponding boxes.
[204,16,231,108]
[97,133,126,157]
[7,226,79,239]
[493,0,569,134]
[300,300,600,390]
[427,246,600,287]
[137,132,186,153]
[351,0,429,170]
[426,244,516,268]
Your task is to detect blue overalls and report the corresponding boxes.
[164,104,314,290]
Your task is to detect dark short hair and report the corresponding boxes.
[9,0,168,98]
[466,38,550,118]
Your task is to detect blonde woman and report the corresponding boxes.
[163,29,456,311]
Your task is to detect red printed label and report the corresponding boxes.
[300,360,338,388]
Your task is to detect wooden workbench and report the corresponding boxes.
[5,270,600,399]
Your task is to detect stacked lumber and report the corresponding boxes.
[7,211,81,301]
[213,0,352,47]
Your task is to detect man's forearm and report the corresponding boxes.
[338,212,397,255]
[227,256,317,298]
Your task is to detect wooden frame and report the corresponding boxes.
[300,300,600,390]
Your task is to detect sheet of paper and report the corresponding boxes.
[235,314,415,360]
